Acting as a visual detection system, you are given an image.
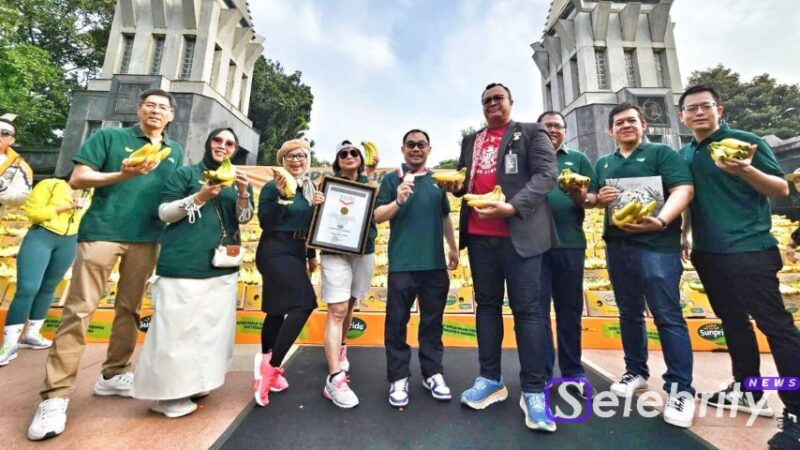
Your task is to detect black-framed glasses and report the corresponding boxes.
[482,94,506,106]
[404,141,429,150]
[681,103,717,114]
[284,153,308,161]
[543,123,565,130]
[0,130,14,137]
[337,149,360,159]
[211,136,236,150]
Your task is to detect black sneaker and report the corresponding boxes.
[564,381,593,401]
[768,409,800,450]
[702,382,774,417]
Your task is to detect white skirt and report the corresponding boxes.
[133,272,238,400]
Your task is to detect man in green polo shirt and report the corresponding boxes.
[28,88,184,441]
[678,84,800,449]
[587,103,696,428]
[535,111,593,397]
[374,128,459,408]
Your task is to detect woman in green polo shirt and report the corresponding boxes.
[132,128,254,418]
[253,139,323,407]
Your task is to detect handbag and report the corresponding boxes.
[211,199,244,268]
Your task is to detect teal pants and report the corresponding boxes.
[6,227,77,325]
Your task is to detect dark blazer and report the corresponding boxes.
[456,120,559,258]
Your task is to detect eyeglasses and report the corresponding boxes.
[482,94,506,106]
[543,123,565,130]
[404,141,429,150]
[337,149,360,159]
[681,103,717,114]
[284,153,307,161]
[0,130,14,137]
[140,102,173,113]
[211,136,236,150]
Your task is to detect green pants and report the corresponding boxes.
[6,226,77,325]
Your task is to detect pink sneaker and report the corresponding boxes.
[253,353,275,406]
[339,345,350,372]
[271,367,289,392]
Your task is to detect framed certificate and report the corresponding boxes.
[307,176,378,255]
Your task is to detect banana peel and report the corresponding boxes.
[465,185,505,208]
[273,167,298,200]
[202,157,236,186]
[432,168,466,183]
[708,138,751,162]
[362,141,379,166]
[557,168,590,191]
[610,200,658,227]
[124,142,172,166]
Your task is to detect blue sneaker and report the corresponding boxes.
[460,376,508,410]
[520,392,557,432]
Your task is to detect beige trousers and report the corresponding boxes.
[40,241,158,399]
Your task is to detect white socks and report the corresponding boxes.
[3,324,23,346]
[25,319,45,338]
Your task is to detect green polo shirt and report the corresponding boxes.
[258,181,313,232]
[590,142,693,251]
[376,166,450,273]
[156,164,254,279]
[680,124,783,253]
[72,125,183,243]
[549,147,594,249]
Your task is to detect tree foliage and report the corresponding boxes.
[434,158,458,169]
[687,65,800,139]
[248,56,314,165]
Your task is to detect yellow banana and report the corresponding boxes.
[361,141,379,166]
[125,142,161,166]
[273,167,298,199]
[432,168,466,183]
[202,157,236,186]
[612,201,639,223]
[634,200,658,221]
[466,185,505,208]
[557,168,591,190]
[687,280,705,293]
[708,138,751,161]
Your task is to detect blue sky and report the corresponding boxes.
[249,0,800,167]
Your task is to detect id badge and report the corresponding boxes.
[505,153,519,174]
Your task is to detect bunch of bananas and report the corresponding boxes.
[584,278,612,290]
[585,257,607,269]
[0,263,16,279]
[1,213,27,222]
[202,157,236,186]
[0,245,20,257]
[361,141,379,166]
[686,279,705,293]
[464,185,505,208]
[557,168,590,191]
[610,200,658,227]
[241,230,260,242]
[779,283,800,296]
[708,138,751,162]
[272,167,298,200]
[239,267,262,285]
[432,168,466,183]
[125,142,172,166]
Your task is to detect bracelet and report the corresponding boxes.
[656,217,668,230]
[395,199,403,207]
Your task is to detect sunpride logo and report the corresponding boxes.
[697,323,726,345]
[346,317,367,339]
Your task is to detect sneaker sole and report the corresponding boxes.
[610,382,649,398]
[18,343,52,350]
[663,414,693,428]
[323,388,359,409]
[93,386,133,397]
[519,397,557,433]
[422,380,452,401]
[150,403,198,418]
[389,396,409,408]
[253,354,268,407]
[461,385,509,410]
[706,400,774,417]
[0,352,18,366]
[27,425,64,441]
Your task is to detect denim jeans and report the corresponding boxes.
[537,248,586,379]
[605,240,695,395]
[467,235,548,392]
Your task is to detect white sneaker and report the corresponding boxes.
[664,394,695,428]
[150,399,198,418]
[610,372,648,398]
[19,333,52,349]
[323,372,359,408]
[0,343,18,366]
[338,345,350,372]
[423,373,452,401]
[93,372,134,397]
[389,377,409,407]
[27,397,69,441]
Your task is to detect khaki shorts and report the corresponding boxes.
[320,253,375,303]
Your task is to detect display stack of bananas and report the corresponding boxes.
[272,167,298,201]
[584,278,612,291]
[585,257,606,269]
[243,248,256,263]
[464,186,505,208]
[610,200,658,227]
[361,141,379,166]
[779,283,800,296]
[0,245,20,257]
[0,263,16,278]
[432,168,466,183]
[2,213,28,222]
[241,229,260,242]
[239,267,262,285]
[124,142,172,166]
[202,157,236,186]
[708,138,751,162]
[557,168,590,191]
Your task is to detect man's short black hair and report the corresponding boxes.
[608,102,646,129]
[482,83,512,102]
[678,84,721,109]
[402,129,430,145]
[536,110,565,124]
[139,88,176,109]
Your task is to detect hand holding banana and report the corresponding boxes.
[272,167,298,202]
[361,141,380,167]
[433,168,466,193]
[710,138,756,177]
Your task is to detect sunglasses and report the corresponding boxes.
[212,136,236,150]
[404,141,429,150]
[337,149,361,159]
[0,130,14,137]
[482,94,506,106]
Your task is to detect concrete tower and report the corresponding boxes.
[531,0,688,161]
[56,0,265,175]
